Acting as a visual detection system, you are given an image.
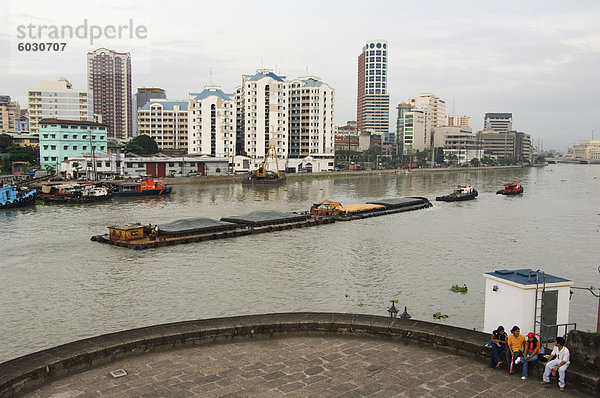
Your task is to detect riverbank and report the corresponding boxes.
[161,164,533,186]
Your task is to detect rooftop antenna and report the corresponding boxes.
[209,68,213,85]
[593,129,595,140]
[260,56,264,69]
[452,98,455,114]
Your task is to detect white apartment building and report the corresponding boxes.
[287,76,335,172]
[445,114,470,127]
[408,93,446,150]
[188,86,235,159]
[137,100,188,152]
[28,78,93,135]
[237,69,289,169]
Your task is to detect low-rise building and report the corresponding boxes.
[572,140,600,160]
[7,132,39,148]
[39,118,108,170]
[61,153,229,179]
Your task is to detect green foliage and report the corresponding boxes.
[451,284,468,293]
[470,158,480,167]
[216,167,221,173]
[124,134,158,155]
[534,155,546,164]
[433,312,448,319]
[0,134,13,152]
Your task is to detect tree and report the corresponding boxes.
[0,134,13,152]
[470,158,480,167]
[124,134,158,155]
[534,155,546,164]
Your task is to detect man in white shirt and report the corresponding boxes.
[541,336,570,391]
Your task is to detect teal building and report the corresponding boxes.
[39,118,108,171]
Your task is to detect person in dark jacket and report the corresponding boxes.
[489,325,507,368]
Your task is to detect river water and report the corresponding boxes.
[1,164,599,362]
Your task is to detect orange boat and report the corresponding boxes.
[113,179,172,196]
[496,181,523,195]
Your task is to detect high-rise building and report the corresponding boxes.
[445,114,470,127]
[484,113,512,133]
[87,48,133,141]
[288,76,335,163]
[133,88,167,136]
[396,102,427,152]
[477,129,531,162]
[408,93,446,151]
[572,140,600,160]
[137,100,189,152]
[357,40,390,140]
[0,96,20,132]
[135,88,167,109]
[238,69,289,166]
[28,79,93,135]
[188,86,235,158]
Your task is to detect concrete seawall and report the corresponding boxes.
[1,312,597,397]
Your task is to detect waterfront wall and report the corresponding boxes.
[0,312,597,397]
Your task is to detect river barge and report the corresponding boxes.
[92,213,333,250]
[92,197,432,250]
[309,197,432,221]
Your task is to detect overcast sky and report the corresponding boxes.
[2,0,599,151]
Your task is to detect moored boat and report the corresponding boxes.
[0,185,36,209]
[39,183,111,204]
[112,179,172,196]
[496,181,523,195]
[436,185,478,202]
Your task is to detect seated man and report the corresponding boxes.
[541,336,570,392]
[515,332,540,380]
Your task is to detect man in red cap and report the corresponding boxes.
[515,332,540,379]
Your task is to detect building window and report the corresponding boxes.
[50,145,56,150]
[63,145,68,150]
[73,146,78,150]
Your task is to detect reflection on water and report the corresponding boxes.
[1,164,599,362]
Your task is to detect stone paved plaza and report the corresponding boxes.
[24,336,585,397]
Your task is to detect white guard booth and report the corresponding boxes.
[483,269,573,335]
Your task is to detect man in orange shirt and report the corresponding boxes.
[505,326,526,373]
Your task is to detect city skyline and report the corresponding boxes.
[2,0,599,151]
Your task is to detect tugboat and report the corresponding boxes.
[112,178,172,197]
[242,144,286,185]
[436,185,478,202]
[0,185,36,209]
[496,181,523,195]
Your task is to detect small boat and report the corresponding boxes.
[242,144,286,185]
[0,185,36,209]
[112,179,172,196]
[436,185,478,202]
[496,181,523,195]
